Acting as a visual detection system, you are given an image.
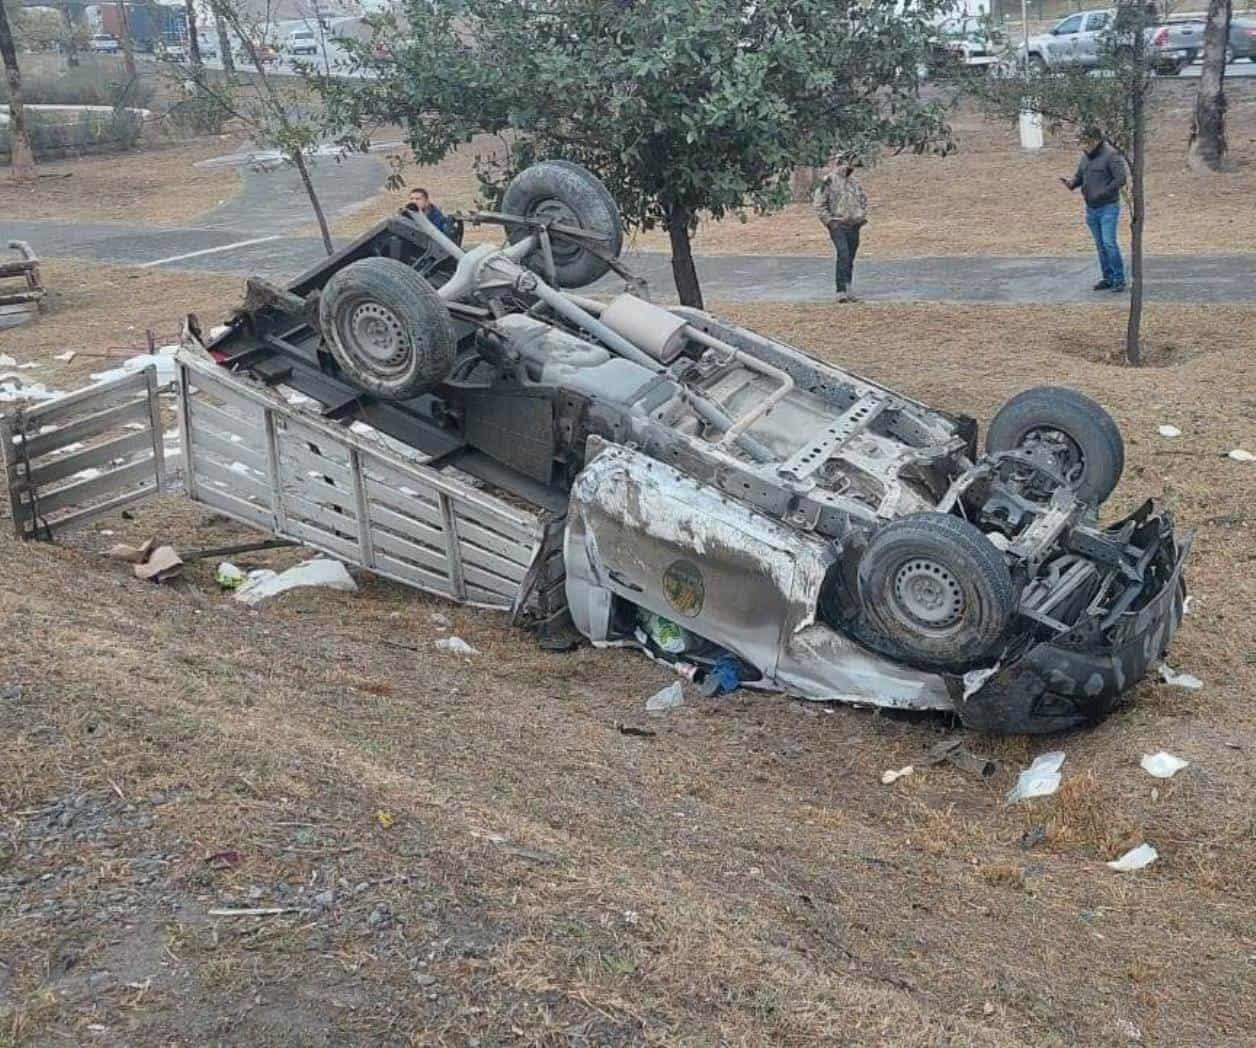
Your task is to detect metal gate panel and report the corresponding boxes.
[177,354,547,611]
[1,367,166,540]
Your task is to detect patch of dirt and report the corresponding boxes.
[0,135,244,226]
[334,95,1256,261]
[2,272,1255,1043]
[0,261,238,392]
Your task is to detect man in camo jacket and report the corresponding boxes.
[813,163,869,302]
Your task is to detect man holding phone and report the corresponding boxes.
[1061,127,1128,293]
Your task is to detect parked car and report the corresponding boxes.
[287,28,319,56]
[1158,16,1256,66]
[197,160,1190,736]
[1020,9,1190,75]
[929,21,1006,73]
[89,34,120,54]
[237,41,279,64]
[157,41,188,63]
[1232,18,1256,61]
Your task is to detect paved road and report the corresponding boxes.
[192,152,386,236]
[4,150,1253,303]
[5,211,1253,303]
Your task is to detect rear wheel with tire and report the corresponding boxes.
[857,513,1016,668]
[318,258,455,399]
[500,160,623,289]
[1028,54,1047,73]
[985,386,1124,506]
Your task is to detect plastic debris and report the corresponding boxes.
[1107,843,1158,872]
[1140,751,1189,778]
[435,635,478,655]
[0,354,14,367]
[1158,664,1203,690]
[638,611,690,655]
[215,562,246,589]
[696,654,746,697]
[881,765,914,785]
[0,377,62,403]
[89,347,179,386]
[234,558,357,605]
[1005,751,1066,803]
[1226,448,1254,462]
[645,681,684,712]
[53,351,77,363]
[1157,425,1181,438]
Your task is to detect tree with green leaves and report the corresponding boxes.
[315,0,955,307]
[971,1,1154,364]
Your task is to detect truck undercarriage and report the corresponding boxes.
[4,161,1191,734]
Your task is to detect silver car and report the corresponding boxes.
[1021,8,1189,74]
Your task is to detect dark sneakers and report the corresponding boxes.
[1093,279,1112,290]
[1110,283,1127,293]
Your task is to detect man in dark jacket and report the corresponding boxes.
[1061,128,1128,292]
[404,187,452,237]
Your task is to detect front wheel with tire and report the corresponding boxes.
[500,160,623,289]
[857,513,1016,668]
[985,386,1124,505]
[318,258,455,400]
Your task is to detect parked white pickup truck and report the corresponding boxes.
[1019,8,1190,75]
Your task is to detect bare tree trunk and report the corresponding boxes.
[184,0,202,71]
[235,25,335,256]
[212,1,234,73]
[117,1,138,78]
[294,151,334,255]
[666,205,704,309]
[1187,0,1231,171]
[1126,25,1147,365]
[0,0,37,183]
[60,1,81,67]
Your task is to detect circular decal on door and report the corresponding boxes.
[663,558,705,618]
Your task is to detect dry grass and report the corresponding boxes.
[0,135,243,225]
[0,261,240,391]
[1,269,1255,1044]
[338,92,1256,260]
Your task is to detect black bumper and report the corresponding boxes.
[952,502,1192,734]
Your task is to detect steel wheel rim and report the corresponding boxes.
[340,298,412,377]
[892,558,965,632]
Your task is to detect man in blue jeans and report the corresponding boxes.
[1061,127,1128,292]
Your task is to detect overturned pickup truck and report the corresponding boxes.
[185,163,1192,731]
